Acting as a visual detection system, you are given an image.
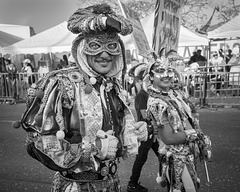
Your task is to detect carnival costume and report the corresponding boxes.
[14,4,148,192]
[145,55,212,192]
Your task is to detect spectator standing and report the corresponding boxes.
[226,49,233,72]
[5,59,18,102]
[188,51,197,65]
[209,51,225,96]
[228,47,240,95]
[196,49,207,68]
[218,48,224,59]
[22,59,35,87]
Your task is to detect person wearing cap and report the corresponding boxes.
[127,63,159,192]
[16,3,148,192]
[144,53,212,192]
[21,58,35,87]
[209,51,225,96]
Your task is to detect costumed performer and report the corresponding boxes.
[13,3,148,192]
[144,53,212,192]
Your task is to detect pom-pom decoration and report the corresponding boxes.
[156,174,162,184]
[56,130,65,140]
[84,84,93,94]
[36,90,44,99]
[89,77,97,85]
[12,120,21,129]
[121,90,128,97]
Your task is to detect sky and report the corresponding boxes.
[0,0,79,33]
[1,0,240,35]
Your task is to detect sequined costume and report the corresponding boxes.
[147,86,211,192]
[144,54,212,192]
[16,4,148,192]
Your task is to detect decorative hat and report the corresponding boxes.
[134,63,148,80]
[67,3,133,82]
[143,51,184,90]
[232,47,239,55]
[128,62,148,81]
[23,59,31,64]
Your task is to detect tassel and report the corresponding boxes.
[156,172,162,184]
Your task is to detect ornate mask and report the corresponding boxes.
[83,33,121,56]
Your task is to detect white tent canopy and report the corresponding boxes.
[2,13,209,55]
[0,30,23,48]
[178,26,209,47]
[1,21,77,55]
[123,12,209,49]
[208,15,240,39]
[143,12,208,47]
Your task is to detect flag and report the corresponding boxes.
[152,0,183,57]
[118,0,150,58]
[196,7,217,35]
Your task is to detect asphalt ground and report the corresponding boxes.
[0,103,240,192]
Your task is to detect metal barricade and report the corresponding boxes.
[182,64,240,107]
[1,69,239,106]
[0,72,44,103]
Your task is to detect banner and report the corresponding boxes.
[118,0,151,58]
[153,0,183,56]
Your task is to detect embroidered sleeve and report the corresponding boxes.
[147,97,169,127]
[20,70,87,171]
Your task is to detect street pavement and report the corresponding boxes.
[0,103,240,192]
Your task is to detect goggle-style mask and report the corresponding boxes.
[152,67,175,78]
[83,33,121,56]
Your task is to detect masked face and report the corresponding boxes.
[84,33,121,75]
[86,51,118,75]
[150,64,174,91]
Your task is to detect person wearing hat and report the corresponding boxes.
[209,51,225,96]
[144,54,212,192]
[16,3,148,192]
[127,63,160,192]
[21,58,35,87]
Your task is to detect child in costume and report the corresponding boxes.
[145,52,212,192]
[13,4,148,192]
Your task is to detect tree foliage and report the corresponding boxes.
[76,0,240,30]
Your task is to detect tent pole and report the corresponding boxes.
[203,40,211,106]
[49,52,54,71]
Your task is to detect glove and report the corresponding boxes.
[184,129,198,143]
[123,121,147,156]
[95,130,119,160]
[202,135,212,161]
[106,16,121,33]
[133,121,148,142]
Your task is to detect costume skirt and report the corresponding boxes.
[51,172,121,192]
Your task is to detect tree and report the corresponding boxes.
[181,0,240,30]
[75,0,240,31]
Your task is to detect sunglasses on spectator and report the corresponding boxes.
[213,54,218,57]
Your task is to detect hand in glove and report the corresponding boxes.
[95,130,119,160]
[202,135,212,162]
[123,121,148,155]
[105,16,121,33]
[133,121,148,142]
